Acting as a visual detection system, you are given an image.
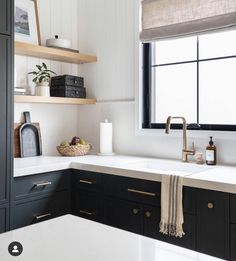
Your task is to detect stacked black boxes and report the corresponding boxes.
[50,75,86,98]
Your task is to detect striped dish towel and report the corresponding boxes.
[159,175,185,238]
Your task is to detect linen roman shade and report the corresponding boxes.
[140,0,236,42]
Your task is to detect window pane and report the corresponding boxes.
[199,29,236,59]
[153,36,197,65]
[199,58,236,125]
[152,63,197,123]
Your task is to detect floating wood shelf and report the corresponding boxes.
[14,95,97,105]
[15,41,97,64]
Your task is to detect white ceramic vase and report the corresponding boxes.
[35,81,50,97]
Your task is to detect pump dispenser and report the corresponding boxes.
[206,136,217,165]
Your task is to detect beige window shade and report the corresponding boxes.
[140,0,236,42]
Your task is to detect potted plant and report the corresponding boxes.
[28,62,56,97]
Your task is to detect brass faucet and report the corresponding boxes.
[165,116,195,162]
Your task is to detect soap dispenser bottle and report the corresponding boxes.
[206,136,217,165]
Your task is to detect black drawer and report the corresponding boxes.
[14,170,70,200]
[104,174,161,207]
[72,170,103,193]
[0,205,8,233]
[231,224,236,261]
[73,191,103,222]
[231,194,236,223]
[143,205,196,250]
[12,191,69,229]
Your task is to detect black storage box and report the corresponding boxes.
[50,85,86,98]
[51,75,84,88]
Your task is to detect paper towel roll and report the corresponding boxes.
[99,119,114,156]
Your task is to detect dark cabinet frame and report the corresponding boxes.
[0,0,13,234]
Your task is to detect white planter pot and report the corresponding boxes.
[35,83,50,97]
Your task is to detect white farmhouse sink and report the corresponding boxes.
[123,158,212,176]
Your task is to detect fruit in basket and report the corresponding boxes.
[60,141,70,147]
[79,138,87,145]
[70,136,80,145]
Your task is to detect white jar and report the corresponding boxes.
[35,82,50,97]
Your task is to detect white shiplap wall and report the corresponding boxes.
[76,0,236,165]
[14,0,81,155]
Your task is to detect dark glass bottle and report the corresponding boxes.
[206,136,217,165]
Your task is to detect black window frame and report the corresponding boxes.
[142,40,236,132]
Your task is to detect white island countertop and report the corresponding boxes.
[0,214,224,261]
[14,155,236,194]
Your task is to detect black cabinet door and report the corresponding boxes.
[0,35,10,205]
[196,189,230,260]
[231,195,236,223]
[104,198,143,234]
[0,0,11,35]
[0,205,9,233]
[231,224,236,261]
[143,206,196,250]
[12,191,69,229]
[72,191,104,223]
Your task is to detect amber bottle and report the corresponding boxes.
[206,136,217,165]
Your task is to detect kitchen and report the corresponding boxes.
[0,0,236,260]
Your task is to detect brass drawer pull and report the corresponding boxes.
[79,179,95,185]
[127,188,156,197]
[79,210,95,216]
[34,181,52,187]
[145,211,152,218]
[132,208,140,215]
[35,213,52,220]
[207,202,214,209]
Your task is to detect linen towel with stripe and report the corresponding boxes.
[159,175,185,238]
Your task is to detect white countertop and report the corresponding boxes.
[0,215,224,261]
[14,155,236,194]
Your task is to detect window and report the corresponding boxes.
[142,29,236,131]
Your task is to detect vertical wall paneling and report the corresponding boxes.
[15,0,80,155]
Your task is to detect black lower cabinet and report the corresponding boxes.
[9,170,236,261]
[12,191,69,229]
[143,205,196,250]
[0,205,9,233]
[231,225,236,261]
[72,191,103,223]
[196,189,230,260]
[104,198,143,234]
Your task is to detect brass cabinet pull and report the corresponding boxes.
[79,179,95,185]
[35,213,52,220]
[132,208,140,215]
[127,188,156,197]
[207,202,214,209]
[34,181,52,187]
[79,210,95,216]
[145,211,152,218]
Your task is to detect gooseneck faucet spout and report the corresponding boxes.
[165,116,195,162]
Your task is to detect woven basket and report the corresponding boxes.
[57,144,91,157]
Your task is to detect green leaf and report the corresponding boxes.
[44,69,56,75]
[28,71,37,75]
[42,62,47,69]
[36,65,42,71]
[32,77,38,83]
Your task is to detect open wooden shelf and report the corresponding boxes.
[15,41,97,64]
[14,95,97,105]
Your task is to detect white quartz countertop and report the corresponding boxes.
[14,155,236,194]
[0,215,224,261]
